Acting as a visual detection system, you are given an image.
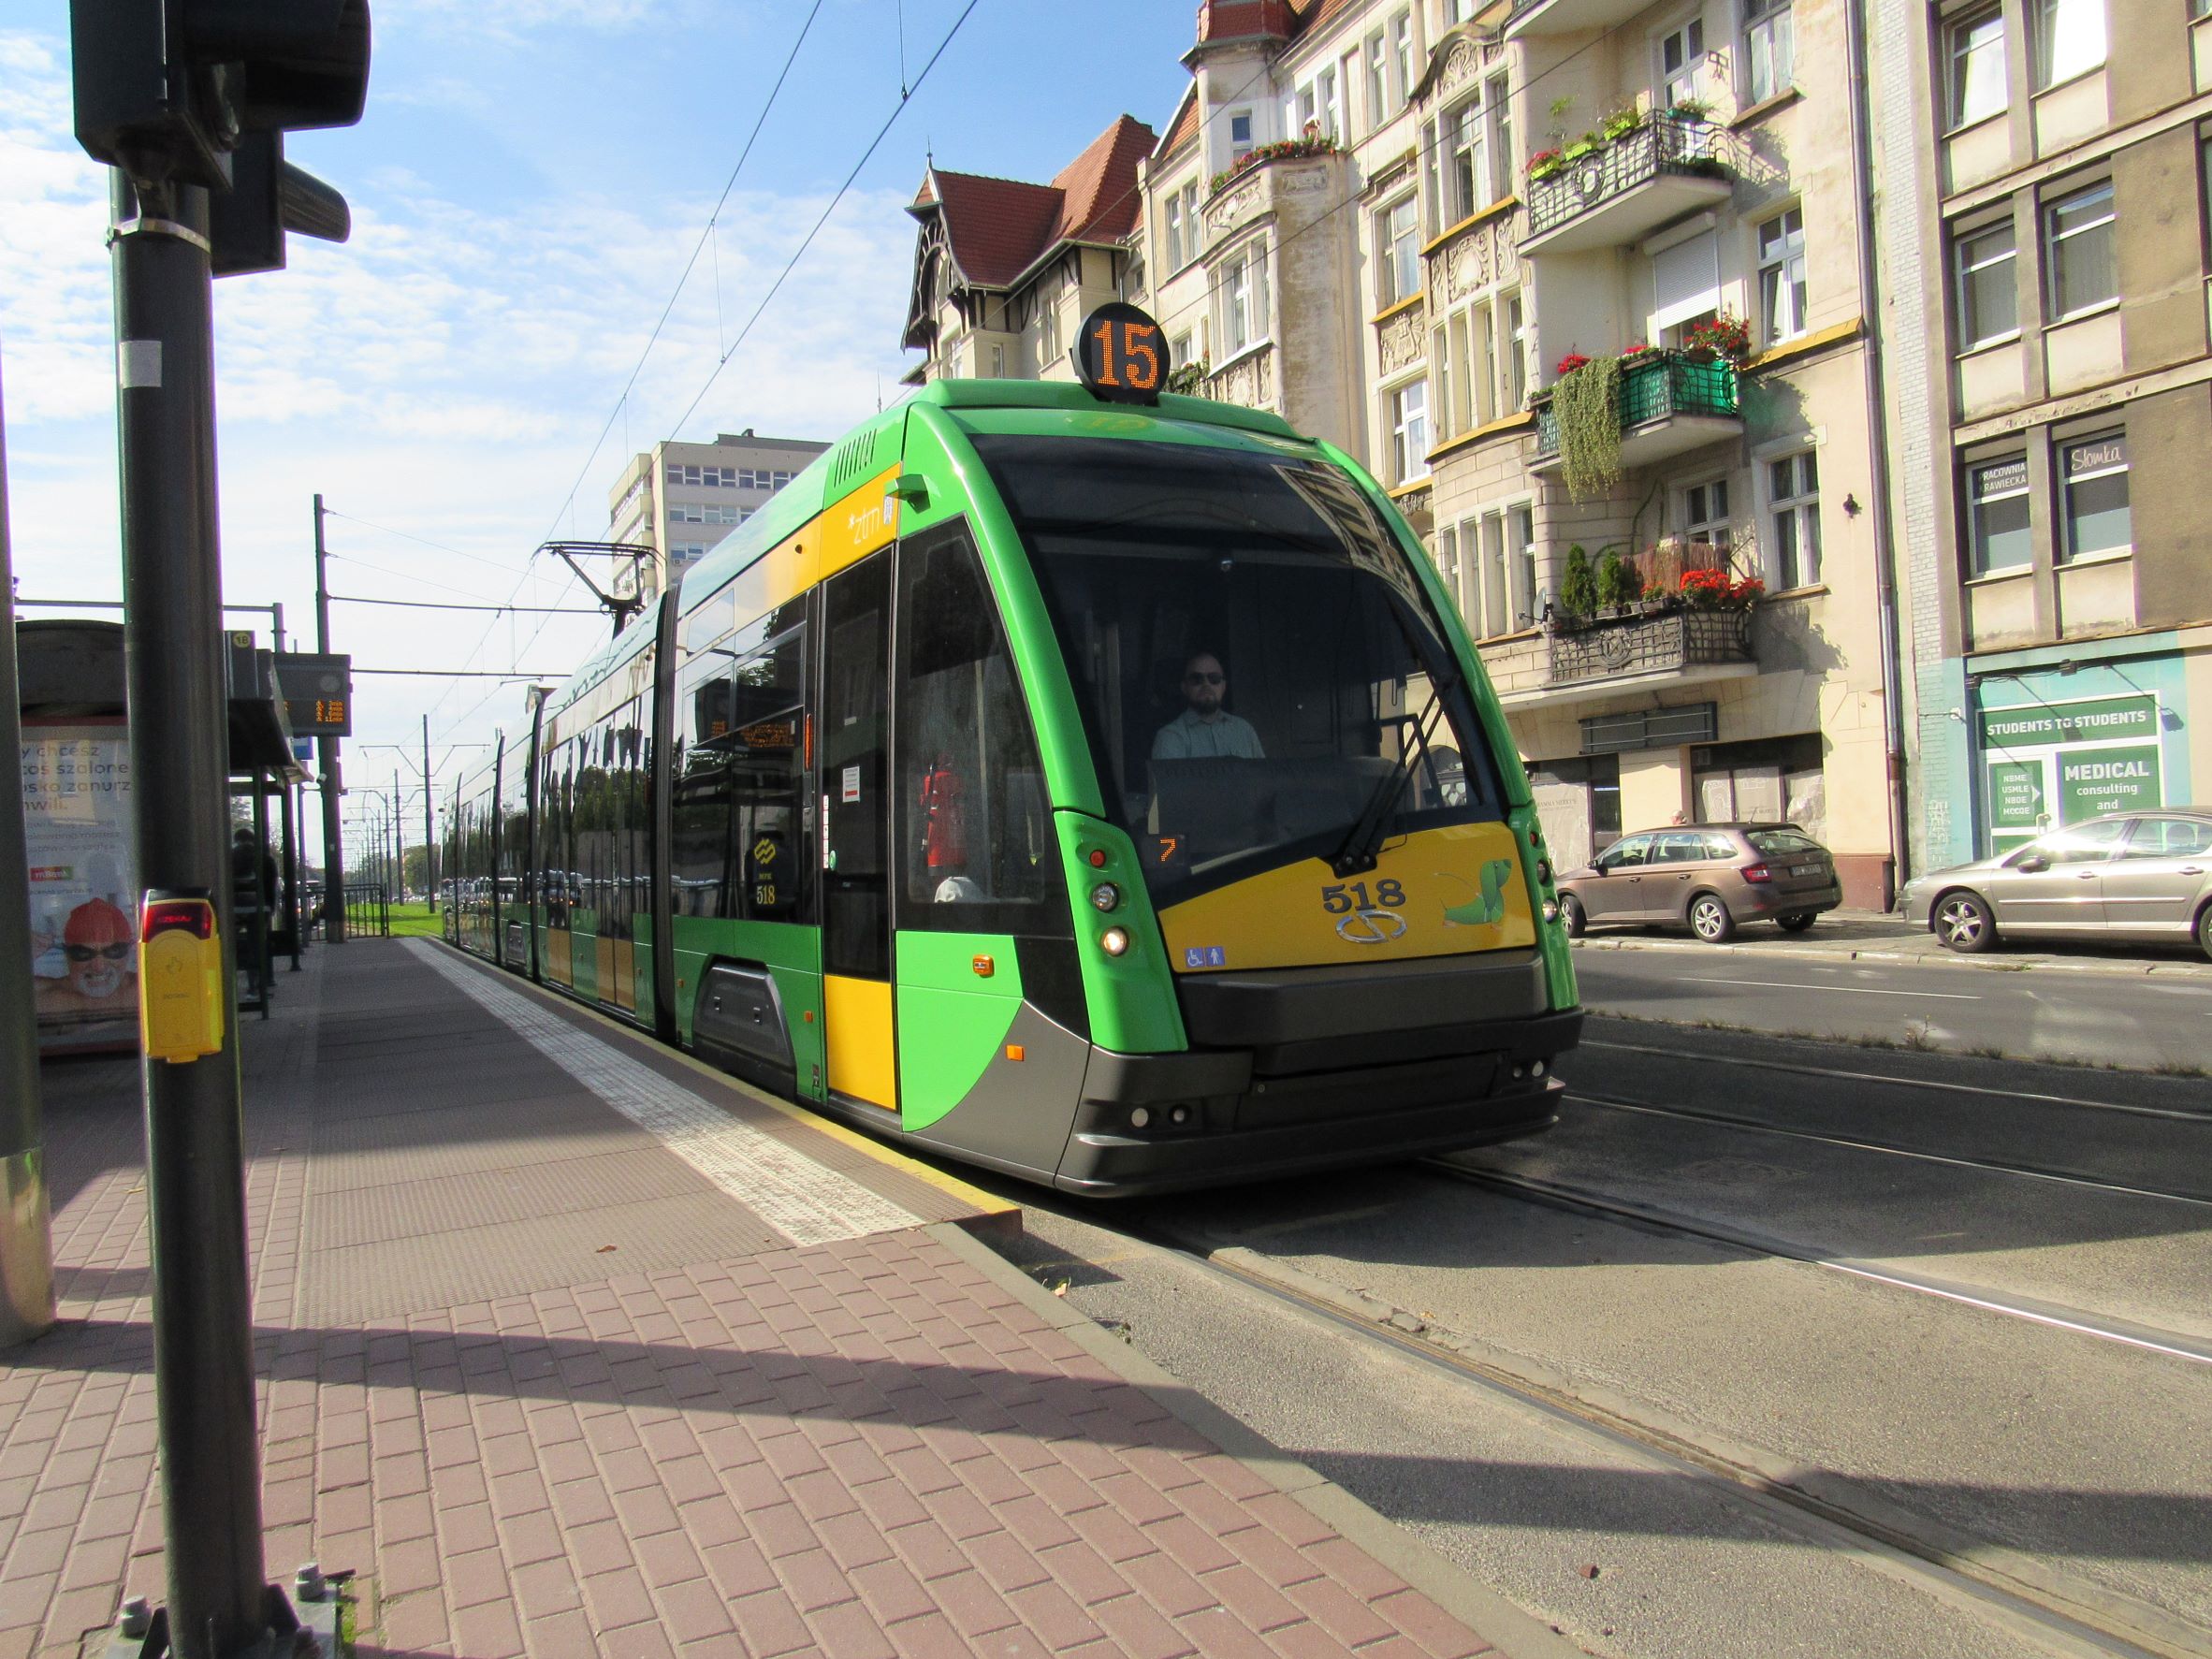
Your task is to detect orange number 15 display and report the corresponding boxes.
[1072,303,1170,406]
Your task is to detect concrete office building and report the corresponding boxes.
[606,431,829,604]
[1871,0,2212,866]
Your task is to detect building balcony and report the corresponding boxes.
[1522,118,1733,255]
[1544,607,1756,692]
[1506,0,1666,37]
[1532,352,1742,473]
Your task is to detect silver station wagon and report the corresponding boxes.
[1900,808,2212,959]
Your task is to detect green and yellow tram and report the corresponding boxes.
[445,312,1580,1194]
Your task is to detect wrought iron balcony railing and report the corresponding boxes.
[1533,352,1741,460]
[1524,117,1728,243]
[1545,608,1754,687]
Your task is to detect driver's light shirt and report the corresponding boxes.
[1152,709,1264,761]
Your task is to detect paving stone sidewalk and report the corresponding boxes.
[0,942,1519,1659]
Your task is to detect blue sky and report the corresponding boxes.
[2,0,1199,824]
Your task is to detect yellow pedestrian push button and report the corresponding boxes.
[138,891,225,1064]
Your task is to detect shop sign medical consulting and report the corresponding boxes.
[1978,691,2163,848]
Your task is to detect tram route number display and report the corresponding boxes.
[1072,303,1167,405]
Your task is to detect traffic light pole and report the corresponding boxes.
[313,496,344,942]
[0,345,58,1353]
[109,175,275,1658]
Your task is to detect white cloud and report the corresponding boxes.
[1,25,922,761]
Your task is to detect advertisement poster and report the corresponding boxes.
[1978,693,2164,853]
[20,720,138,1055]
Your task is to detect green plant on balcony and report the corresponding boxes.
[1553,354,1623,500]
[1599,104,1644,141]
[1595,547,1642,612]
[1526,148,1564,182]
[1165,354,1211,396]
[1667,95,1713,122]
[1681,311,1753,368]
[1208,134,1341,196]
[1680,568,1766,610]
[1558,545,1599,621]
[1561,130,1602,163]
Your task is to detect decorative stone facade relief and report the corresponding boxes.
[1436,37,1482,99]
[1433,213,1521,304]
[1208,345,1275,409]
[1378,311,1425,374]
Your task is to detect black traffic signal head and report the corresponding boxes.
[210,130,352,275]
[72,0,370,189]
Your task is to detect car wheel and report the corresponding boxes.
[1688,893,1736,943]
[1933,890,1996,953]
[1776,911,1817,934]
[2196,902,2212,964]
[1559,894,1587,939]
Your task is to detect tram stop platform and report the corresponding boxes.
[2,937,1555,1659]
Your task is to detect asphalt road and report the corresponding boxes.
[972,1023,2212,1658]
[1573,947,2212,1070]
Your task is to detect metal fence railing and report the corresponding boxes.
[342,883,390,939]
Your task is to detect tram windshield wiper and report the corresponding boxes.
[1329,677,1455,878]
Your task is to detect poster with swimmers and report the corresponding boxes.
[20,720,138,1055]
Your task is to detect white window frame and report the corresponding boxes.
[1659,16,1707,109]
[1484,73,1514,203]
[1756,206,1808,344]
[1377,196,1422,308]
[1743,0,1795,104]
[1510,503,1538,628]
[1680,475,1734,547]
[1220,239,1273,357]
[1388,376,1431,486]
[1229,108,1256,163]
[2044,179,2116,320]
[1967,452,2032,575]
[2058,429,2130,562]
[1947,7,2009,128]
[2036,0,2106,88]
[1446,94,1485,226]
[1365,33,1390,130]
[1954,218,2019,349]
[1434,523,1466,618]
[1390,10,1415,114]
[1165,195,1185,270]
[1765,449,1820,589]
[1503,290,1528,411]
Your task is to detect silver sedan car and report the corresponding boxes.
[1900,808,2212,958]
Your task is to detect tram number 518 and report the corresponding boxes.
[1074,303,1169,405]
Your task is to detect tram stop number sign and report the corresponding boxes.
[274,652,354,738]
[1072,303,1168,405]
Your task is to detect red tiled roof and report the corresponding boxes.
[910,115,1155,290]
[1290,0,1364,34]
[1196,0,1294,42]
[1155,85,1199,163]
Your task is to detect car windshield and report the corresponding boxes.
[970,432,1501,905]
[1746,828,1820,856]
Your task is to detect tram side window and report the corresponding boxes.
[537,738,575,924]
[581,703,652,936]
[894,527,1057,933]
[672,615,808,924]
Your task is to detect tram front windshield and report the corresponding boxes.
[972,432,1503,906]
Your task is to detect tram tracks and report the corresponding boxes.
[1083,1197,2209,1659]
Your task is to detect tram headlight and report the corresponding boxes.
[1100,926,1130,957]
[1090,882,1122,912]
[1541,899,1560,923]
[1535,858,1553,885]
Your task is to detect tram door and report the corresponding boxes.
[817,553,897,1113]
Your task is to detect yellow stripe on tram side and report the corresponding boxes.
[706,467,903,630]
[818,466,904,581]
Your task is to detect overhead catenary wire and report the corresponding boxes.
[327,593,603,616]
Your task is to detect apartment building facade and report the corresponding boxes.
[606,431,828,605]
[1872,0,2212,866]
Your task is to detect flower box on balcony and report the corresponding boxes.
[1532,350,1742,470]
[1544,608,1754,688]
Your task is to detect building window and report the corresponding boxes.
[1444,0,1477,22]
[2037,0,2105,86]
[1757,207,1808,343]
[1968,454,2032,574]
[1365,32,1389,129]
[1479,514,1508,636]
[1447,96,1485,225]
[2045,180,2116,318]
[1504,292,1527,409]
[1390,380,1430,484]
[1434,525,1464,616]
[1955,219,2018,346]
[1513,504,1537,625]
[1293,65,1342,139]
[1166,195,1184,269]
[1230,109,1255,162]
[1391,10,1414,112]
[1682,478,1733,547]
[991,342,1006,377]
[2059,431,2130,560]
[1744,0,1795,103]
[1948,8,2008,127]
[1653,227,1722,337]
[1379,196,1422,307]
[1486,74,1514,201]
[1445,310,1475,432]
[1660,18,1706,109]
[1041,297,1063,369]
[1767,451,1819,589]
[1223,243,1271,354]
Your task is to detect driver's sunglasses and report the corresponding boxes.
[1185,672,1225,685]
[65,943,131,963]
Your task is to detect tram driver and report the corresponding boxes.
[1151,651,1263,762]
